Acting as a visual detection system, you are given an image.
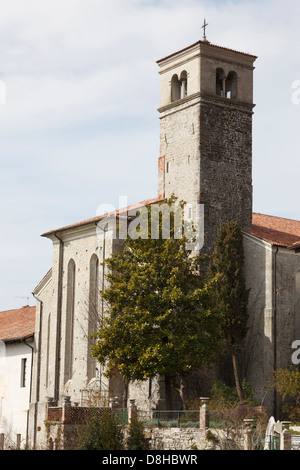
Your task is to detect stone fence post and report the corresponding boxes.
[62,395,71,423]
[199,397,210,430]
[280,422,291,451]
[243,419,254,450]
[128,399,138,424]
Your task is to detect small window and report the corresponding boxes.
[216,68,226,97]
[171,71,188,102]
[226,71,238,99]
[20,358,27,387]
[216,68,238,99]
[171,74,180,102]
[166,162,169,173]
[180,71,187,99]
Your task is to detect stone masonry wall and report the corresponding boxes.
[199,97,253,254]
[159,97,201,213]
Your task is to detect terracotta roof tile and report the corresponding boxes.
[0,305,36,342]
[244,213,300,247]
[157,40,257,64]
[41,196,164,237]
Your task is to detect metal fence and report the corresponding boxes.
[292,435,300,450]
[137,410,199,428]
[113,408,128,425]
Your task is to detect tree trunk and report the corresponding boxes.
[165,376,173,410]
[178,376,186,410]
[232,351,245,402]
[123,378,129,408]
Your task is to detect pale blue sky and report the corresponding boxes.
[1,0,300,310]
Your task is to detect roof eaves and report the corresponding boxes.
[242,228,291,248]
[156,40,257,64]
[41,196,164,238]
[3,334,34,345]
[287,241,300,251]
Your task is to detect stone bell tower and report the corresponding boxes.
[157,33,257,253]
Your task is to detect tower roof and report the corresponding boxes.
[157,39,258,64]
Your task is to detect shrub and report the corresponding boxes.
[126,418,149,450]
[209,378,256,410]
[76,410,124,450]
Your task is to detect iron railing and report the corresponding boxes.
[137,410,199,428]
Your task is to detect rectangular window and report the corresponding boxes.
[20,358,27,387]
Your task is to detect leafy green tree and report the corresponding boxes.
[92,197,221,408]
[206,221,250,402]
[274,367,300,407]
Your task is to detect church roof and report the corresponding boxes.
[0,305,36,343]
[41,196,300,249]
[41,196,163,237]
[244,213,300,248]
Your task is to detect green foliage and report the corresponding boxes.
[206,221,250,401]
[92,197,221,383]
[76,411,124,450]
[210,379,240,409]
[274,367,300,407]
[209,379,255,409]
[206,220,250,350]
[126,418,149,450]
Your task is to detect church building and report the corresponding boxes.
[27,34,300,448]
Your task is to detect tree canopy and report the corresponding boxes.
[91,198,220,396]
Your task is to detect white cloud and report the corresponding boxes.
[1,0,300,309]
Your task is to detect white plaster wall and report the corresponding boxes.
[0,340,33,449]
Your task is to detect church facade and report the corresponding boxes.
[28,37,300,448]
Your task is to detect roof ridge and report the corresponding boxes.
[0,305,36,315]
[41,196,164,237]
[253,212,300,223]
[157,39,257,64]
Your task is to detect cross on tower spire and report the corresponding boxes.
[202,18,209,42]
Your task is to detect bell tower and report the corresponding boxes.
[157,34,257,253]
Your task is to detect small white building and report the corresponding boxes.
[0,305,35,450]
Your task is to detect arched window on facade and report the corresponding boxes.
[216,68,226,97]
[216,68,238,99]
[180,71,187,99]
[64,258,76,384]
[171,74,180,102]
[87,254,99,380]
[171,71,188,102]
[225,71,238,99]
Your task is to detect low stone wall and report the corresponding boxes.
[144,427,207,450]
[45,396,293,451]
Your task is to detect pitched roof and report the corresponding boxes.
[156,39,257,64]
[41,196,163,237]
[0,305,36,343]
[244,213,300,248]
[41,195,300,249]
